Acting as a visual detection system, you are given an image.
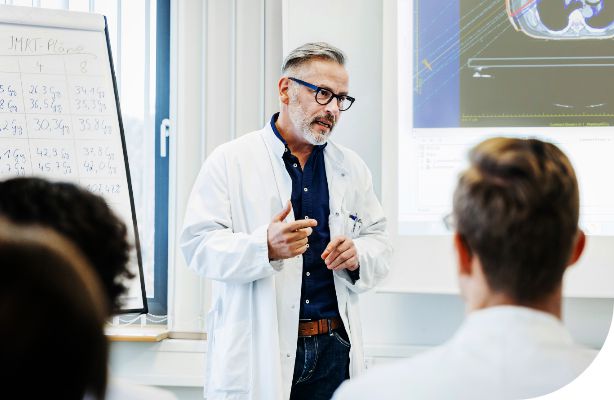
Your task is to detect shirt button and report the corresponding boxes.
[306,272,310,276]
[305,299,310,304]
[304,187,308,192]
[286,353,291,358]
[293,163,298,167]
[305,244,310,248]
[304,216,309,219]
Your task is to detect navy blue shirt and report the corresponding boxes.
[271,113,340,320]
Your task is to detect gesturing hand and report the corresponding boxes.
[268,201,318,260]
[321,236,358,271]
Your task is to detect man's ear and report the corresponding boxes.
[279,77,291,105]
[567,229,586,267]
[454,233,473,276]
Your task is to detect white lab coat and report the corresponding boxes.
[180,123,391,400]
[333,306,598,400]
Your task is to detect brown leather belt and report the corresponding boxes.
[298,317,342,337]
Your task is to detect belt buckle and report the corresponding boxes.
[298,318,340,337]
[298,320,316,337]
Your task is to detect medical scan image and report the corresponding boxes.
[404,0,614,236]
[508,0,614,40]
[413,0,614,128]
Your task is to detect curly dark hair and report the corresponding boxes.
[0,177,134,313]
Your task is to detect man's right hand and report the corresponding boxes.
[268,201,317,260]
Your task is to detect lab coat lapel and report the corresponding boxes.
[260,124,293,220]
[324,142,349,217]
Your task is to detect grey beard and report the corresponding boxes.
[302,126,330,145]
[288,94,332,145]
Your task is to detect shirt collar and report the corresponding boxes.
[454,305,573,346]
[270,112,286,146]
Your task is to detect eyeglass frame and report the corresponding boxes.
[288,77,356,111]
[442,213,455,231]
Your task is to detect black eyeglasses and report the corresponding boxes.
[288,77,355,111]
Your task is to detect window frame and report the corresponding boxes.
[149,0,170,316]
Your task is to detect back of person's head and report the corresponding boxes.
[0,177,133,313]
[453,137,580,304]
[0,220,109,399]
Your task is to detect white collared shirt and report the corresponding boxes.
[333,306,598,400]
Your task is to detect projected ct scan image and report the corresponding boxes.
[414,0,614,128]
[507,0,614,40]
[399,0,614,235]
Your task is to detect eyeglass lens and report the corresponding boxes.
[315,88,353,111]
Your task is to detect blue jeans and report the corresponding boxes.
[290,327,351,400]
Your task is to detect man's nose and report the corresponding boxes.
[324,97,341,116]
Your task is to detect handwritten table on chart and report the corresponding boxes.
[0,6,147,313]
[0,31,127,207]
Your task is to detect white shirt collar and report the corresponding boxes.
[452,305,573,347]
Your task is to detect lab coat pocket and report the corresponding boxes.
[209,320,252,392]
[329,212,345,238]
[346,216,362,239]
[329,210,362,239]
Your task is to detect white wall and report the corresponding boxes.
[283,0,383,196]
[109,340,205,400]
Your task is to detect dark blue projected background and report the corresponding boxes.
[413,0,614,129]
[413,0,459,128]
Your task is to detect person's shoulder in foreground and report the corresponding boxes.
[332,357,421,400]
[333,306,598,400]
[333,137,599,400]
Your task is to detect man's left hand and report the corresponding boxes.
[321,236,358,271]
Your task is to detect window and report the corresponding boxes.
[7,0,171,318]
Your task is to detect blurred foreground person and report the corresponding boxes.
[0,221,109,400]
[334,137,597,400]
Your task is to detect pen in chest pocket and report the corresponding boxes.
[349,213,361,235]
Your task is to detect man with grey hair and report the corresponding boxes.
[181,42,391,400]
